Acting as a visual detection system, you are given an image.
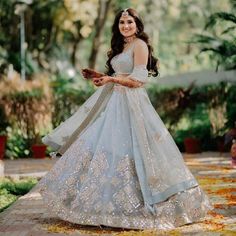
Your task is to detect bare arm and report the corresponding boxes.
[110,76,143,88]
[93,74,143,88]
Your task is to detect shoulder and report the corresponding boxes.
[134,38,148,51]
[132,38,149,64]
[133,38,148,54]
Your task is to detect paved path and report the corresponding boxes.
[4,158,58,179]
[0,152,235,235]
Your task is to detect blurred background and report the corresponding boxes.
[0,0,235,159]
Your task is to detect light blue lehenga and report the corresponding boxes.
[36,43,212,230]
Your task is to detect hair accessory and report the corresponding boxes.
[122,8,129,17]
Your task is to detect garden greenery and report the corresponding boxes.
[0,177,38,212]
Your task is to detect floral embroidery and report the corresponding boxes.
[37,138,212,230]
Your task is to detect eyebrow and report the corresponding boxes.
[119,19,134,23]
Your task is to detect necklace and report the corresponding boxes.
[124,35,136,44]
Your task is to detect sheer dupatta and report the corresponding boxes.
[42,83,114,155]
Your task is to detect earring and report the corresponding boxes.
[136,29,139,35]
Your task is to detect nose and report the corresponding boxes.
[124,24,129,29]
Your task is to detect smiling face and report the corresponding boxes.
[118,15,137,38]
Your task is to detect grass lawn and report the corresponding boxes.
[0,177,38,212]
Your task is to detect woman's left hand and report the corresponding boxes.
[93,76,112,87]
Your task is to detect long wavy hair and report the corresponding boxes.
[106,8,159,77]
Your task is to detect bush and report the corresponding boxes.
[226,84,236,128]
[0,74,52,158]
[2,72,236,156]
[51,73,95,127]
[0,72,96,158]
[0,189,18,213]
[0,105,9,135]
[6,130,30,159]
[0,177,38,212]
[147,81,236,151]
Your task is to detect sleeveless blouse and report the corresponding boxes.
[111,42,149,83]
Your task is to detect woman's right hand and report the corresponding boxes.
[82,68,105,79]
[92,76,113,87]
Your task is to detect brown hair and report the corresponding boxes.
[106,8,159,77]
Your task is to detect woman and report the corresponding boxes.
[36,8,212,230]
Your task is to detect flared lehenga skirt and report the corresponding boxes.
[36,85,212,230]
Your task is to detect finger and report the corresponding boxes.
[94,79,102,83]
[83,74,90,79]
[95,81,102,85]
[82,68,90,72]
[84,69,93,75]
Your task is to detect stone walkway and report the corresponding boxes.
[4,158,58,179]
[0,152,235,235]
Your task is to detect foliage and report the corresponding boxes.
[147,82,207,131]
[136,0,233,75]
[0,72,96,158]
[225,83,236,128]
[173,103,212,151]
[0,74,52,158]
[0,177,38,212]
[0,189,18,213]
[0,105,9,135]
[0,0,235,156]
[192,10,236,71]
[147,81,236,150]
[0,0,101,75]
[2,91,50,144]
[6,129,30,159]
[51,73,95,127]
[0,0,232,77]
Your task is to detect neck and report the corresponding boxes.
[124,35,136,44]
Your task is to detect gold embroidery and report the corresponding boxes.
[111,176,120,186]
[37,138,212,230]
[147,176,160,189]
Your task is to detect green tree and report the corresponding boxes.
[192,1,236,71]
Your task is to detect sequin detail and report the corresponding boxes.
[37,138,212,230]
[37,40,213,229]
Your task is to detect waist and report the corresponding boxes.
[112,72,130,77]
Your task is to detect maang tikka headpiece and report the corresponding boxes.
[122,8,129,17]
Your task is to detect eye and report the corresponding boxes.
[119,20,124,24]
[128,20,134,24]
